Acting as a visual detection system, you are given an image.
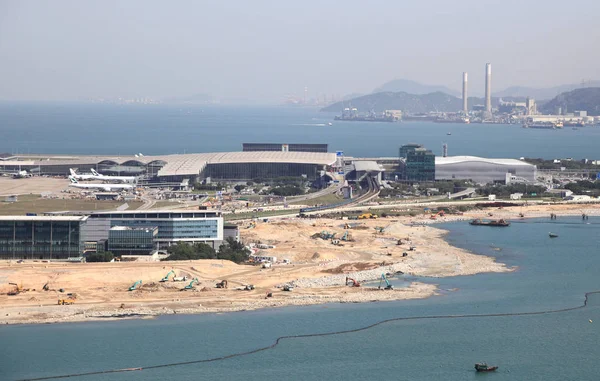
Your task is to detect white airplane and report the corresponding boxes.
[90,168,136,183]
[68,177,133,192]
[12,170,32,179]
[69,168,96,181]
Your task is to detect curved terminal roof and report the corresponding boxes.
[13,152,337,177]
[436,156,534,167]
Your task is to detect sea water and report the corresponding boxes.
[2,217,599,381]
[1,102,599,159]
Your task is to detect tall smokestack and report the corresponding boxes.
[485,63,492,114]
[462,72,468,114]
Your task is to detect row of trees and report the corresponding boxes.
[163,237,251,263]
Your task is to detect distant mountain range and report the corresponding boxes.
[371,79,600,101]
[372,79,460,97]
[321,91,511,114]
[540,87,600,116]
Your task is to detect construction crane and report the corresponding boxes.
[160,270,176,282]
[128,280,142,291]
[345,277,361,287]
[378,274,393,290]
[183,278,199,290]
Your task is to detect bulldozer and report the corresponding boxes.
[216,280,228,289]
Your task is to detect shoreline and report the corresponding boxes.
[1,204,597,326]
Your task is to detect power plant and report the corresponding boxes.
[485,63,492,114]
[462,72,468,114]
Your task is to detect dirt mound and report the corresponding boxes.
[322,262,380,274]
[311,252,321,260]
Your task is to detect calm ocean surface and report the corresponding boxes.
[2,217,600,381]
[1,102,599,159]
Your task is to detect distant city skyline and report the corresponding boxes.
[1,0,599,103]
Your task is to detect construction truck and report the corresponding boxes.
[160,270,175,282]
[378,274,393,290]
[128,280,142,291]
[358,213,377,219]
[216,280,228,289]
[173,275,188,282]
[58,294,76,305]
[345,277,361,287]
[183,278,200,290]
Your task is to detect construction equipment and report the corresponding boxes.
[344,223,351,229]
[160,270,175,282]
[216,280,228,289]
[173,275,188,282]
[42,282,50,291]
[331,239,343,246]
[341,231,352,241]
[244,284,255,291]
[378,274,393,290]
[345,277,361,287]
[58,294,76,305]
[183,278,200,290]
[374,226,385,234]
[7,282,23,296]
[358,213,377,219]
[283,284,293,291]
[262,262,272,269]
[430,210,445,220]
[128,280,142,291]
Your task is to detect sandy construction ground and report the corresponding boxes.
[1,202,598,325]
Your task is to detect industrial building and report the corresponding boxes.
[0,216,86,260]
[435,156,537,184]
[1,151,337,183]
[81,210,224,251]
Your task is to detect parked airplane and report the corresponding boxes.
[69,168,96,181]
[12,170,32,179]
[90,168,136,183]
[68,177,133,192]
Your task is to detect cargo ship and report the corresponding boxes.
[522,121,563,129]
[334,108,399,122]
[469,218,510,227]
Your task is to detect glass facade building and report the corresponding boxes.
[82,211,223,250]
[108,226,158,255]
[405,148,436,181]
[0,217,85,259]
[205,162,319,180]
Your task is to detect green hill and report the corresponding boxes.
[321,91,463,114]
[540,87,600,116]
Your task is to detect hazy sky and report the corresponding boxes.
[1,0,599,102]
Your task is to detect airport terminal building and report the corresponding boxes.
[1,151,337,183]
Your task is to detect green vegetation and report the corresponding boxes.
[86,252,114,262]
[163,238,250,264]
[564,180,600,197]
[289,192,343,206]
[271,185,304,196]
[478,184,548,198]
[164,242,217,260]
[540,87,600,116]
[524,158,599,172]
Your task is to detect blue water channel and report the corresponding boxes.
[2,217,600,381]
